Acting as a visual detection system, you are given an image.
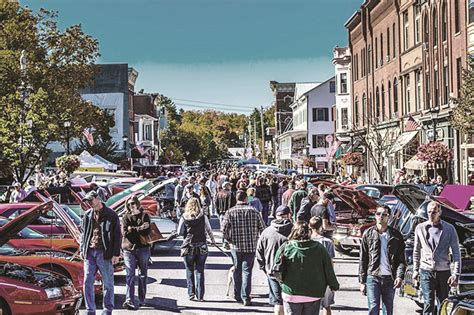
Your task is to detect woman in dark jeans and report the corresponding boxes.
[121,195,151,310]
[178,197,215,301]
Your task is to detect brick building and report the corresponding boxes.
[346,0,468,183]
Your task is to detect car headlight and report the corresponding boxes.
[45,287,63,299]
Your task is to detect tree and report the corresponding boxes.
[452,57,474,135]
[0,3,109,184]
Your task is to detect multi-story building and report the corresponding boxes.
[346,0,468,183]
[132,94,159,165]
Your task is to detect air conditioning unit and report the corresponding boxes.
[386,55,390,63]
[422,42,428,51]
[444,45,448,57]
[392,112,399,119]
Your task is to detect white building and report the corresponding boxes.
[332,46,352,144]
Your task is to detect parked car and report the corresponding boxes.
[354,184,394,200]
[303,173,335,182]
[439,291,474,314]
[0,261,82,315]
[390,184,474,305]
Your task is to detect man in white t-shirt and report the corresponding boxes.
[359,206,406,315]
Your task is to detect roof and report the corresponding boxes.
[302,76,336,96]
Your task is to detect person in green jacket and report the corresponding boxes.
[274,221,339,315]
[288,180,308,222]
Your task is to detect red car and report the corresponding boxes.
[0,261,82,315]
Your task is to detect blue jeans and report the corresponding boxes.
[183,249,208,299]
[123,246,151,305]
[83,248,114,315]
[230,250,255,302]
[262,202,270,225]
[419,269,450,315]
[366,275,395,315]
[267,276,283,305]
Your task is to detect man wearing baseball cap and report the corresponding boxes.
[80,190,121,314]
[257,205,293,314]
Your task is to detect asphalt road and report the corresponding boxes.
[80,218,420,314]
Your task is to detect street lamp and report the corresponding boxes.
[349,131,355,153]
[429,107,440,142]
[64,120,71,155]
[122,135,128,158]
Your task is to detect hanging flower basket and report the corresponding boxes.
[415,141,453,164]
[56,155,81,175]
[340,152,364,166]
[302,156,315,167]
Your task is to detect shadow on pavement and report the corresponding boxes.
[160,278,187,288]
[149,260,233,271]
[332,305,368,311]
[114,274,158,286]
[178,304,273,313]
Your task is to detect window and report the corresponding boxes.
[434,68,439,106]
[312,108,329,121]
[403,11,409,50]
[442,3,447,42]
[368,45,372,74]
[469,0,474,24]
[354,96,359,125]
[362,93,367,122]
[423,15,429,45]
[329,81,336,93]
[340,73,348,93]
[381,84,386,119]
[425,72,431,109]
[415,5,421,44]
[380,34,384,66]
[362,48,366,76]
[387,28,390,61]
[416,70,422,111]
[433,9,438,47]
[393,78,399,114]
[341,108,349,129]
[375,37,379,68]
[393,23,396,58]
[443,65,449,104]
[454,0,460,33]
[456,57,462,95]
[404,74,411,114]
[145,124,152,140]
[312,135,329,148]
[376,87,381,118]
[387,81,392,115]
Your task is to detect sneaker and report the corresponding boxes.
[243,300,252,306]
[123,301,137,310]
[189,295,195,301]
[234,297,243,303]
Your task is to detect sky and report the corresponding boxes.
[21,0,362,113]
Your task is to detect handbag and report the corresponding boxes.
[270,243,288,283]
[138,213,163,245]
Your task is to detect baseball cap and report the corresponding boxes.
[275,205,291,216]
[82,190,99,201]
[222,181,231,189]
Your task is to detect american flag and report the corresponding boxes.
[136,144,145,156]
[405,116,420,132]
[82,128,94,146]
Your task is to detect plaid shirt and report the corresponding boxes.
[222,202,265,253]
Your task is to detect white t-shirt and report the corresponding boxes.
[379,231,392,276]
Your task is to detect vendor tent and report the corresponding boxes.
[78,151,107,172]
[93,154,118,171]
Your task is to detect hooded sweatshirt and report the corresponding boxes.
[177,211,215,248]
[256,219,293,275]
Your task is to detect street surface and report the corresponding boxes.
[81,218,419,314]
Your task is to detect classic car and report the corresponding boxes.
[439,291,474,315]
[354,184,394,200]
[0,261,82,315]
[390,184,474,305]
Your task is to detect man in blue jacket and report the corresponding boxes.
[80,190,122,315]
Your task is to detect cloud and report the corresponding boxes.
[132,57,334,113]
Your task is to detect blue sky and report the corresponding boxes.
[22,0,362,113]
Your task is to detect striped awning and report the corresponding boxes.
[404,156,448,170]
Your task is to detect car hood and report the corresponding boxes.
[34,192,81,245]
[332,187,379,217]
[393,184,430,214]
[0,202,52,247]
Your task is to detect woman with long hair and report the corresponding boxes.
[274,221,339,315]
[177,197,216,301]
[121,195,151,310]
[199,180,212,218]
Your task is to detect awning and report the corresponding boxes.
[404,156,449,170]
[341,139,362,155]
[389,131,418,155]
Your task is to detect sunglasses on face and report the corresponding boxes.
[375,212,389,217]
[128,202,138,207]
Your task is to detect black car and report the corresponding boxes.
[390,184,474,305]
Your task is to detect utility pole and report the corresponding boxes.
[260,106,265,162]
[253,116,257,156]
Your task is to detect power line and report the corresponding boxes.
[174,102,253,113]
[170,97,254,109]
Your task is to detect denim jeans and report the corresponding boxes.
[283,300,321,315]
[183,247,208,299]
[123,246,151,305]
[230,249,255,302]
[83,248,114,315]
[261,203,270,225]
[366,275,395,315]
[419,269,450,315]
[267,276,283,305]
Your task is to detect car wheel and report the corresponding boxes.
[0,298,11,315]
[335,243,353,255]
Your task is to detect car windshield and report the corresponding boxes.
[61,205,82,226]
[0,244,16,255]
[0,218,46,239]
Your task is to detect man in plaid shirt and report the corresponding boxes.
[222,190,265,306]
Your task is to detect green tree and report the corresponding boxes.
[452,57,474,135]
[0,3,109,184]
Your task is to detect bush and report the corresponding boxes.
[56,155,81,175]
